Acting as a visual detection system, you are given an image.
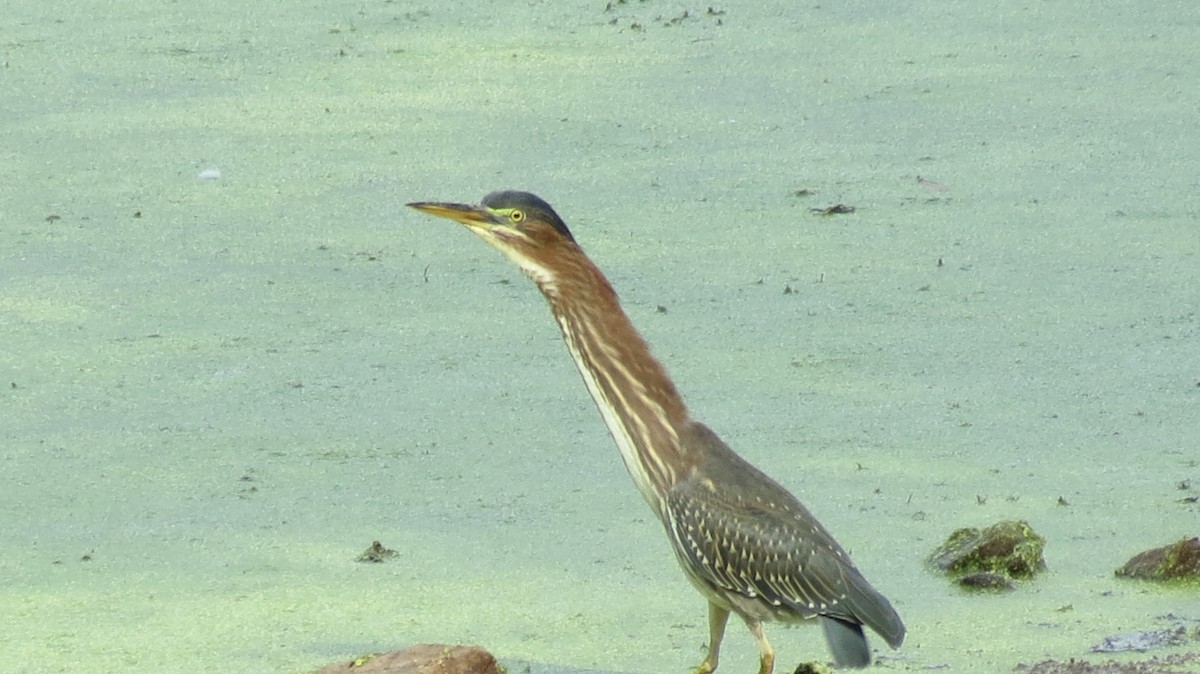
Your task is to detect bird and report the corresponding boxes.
[408,191,905,673]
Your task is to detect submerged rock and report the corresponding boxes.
[1016,652,1200,674]
[313,644,502,674]
[929,519,1046,587]
[1092,626,1196,653]
[957,571,1016,591]
[1115,537,1200,582]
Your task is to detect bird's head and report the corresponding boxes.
[408,190,578,286]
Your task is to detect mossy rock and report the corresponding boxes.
[929,520,1047,584]
[1115,536,1200,582]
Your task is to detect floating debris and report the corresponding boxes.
[917,175,949,192]
[811,204,856,215]
[356,540,398,563]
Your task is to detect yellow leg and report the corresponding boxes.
[693,602,730,674]
[744,618,775,674]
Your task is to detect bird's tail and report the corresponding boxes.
[820,616,870,668]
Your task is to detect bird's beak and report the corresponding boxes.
[407,201,500,232]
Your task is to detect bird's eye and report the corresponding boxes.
[509,209,525,223]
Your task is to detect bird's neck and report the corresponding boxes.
[533,252,692,517]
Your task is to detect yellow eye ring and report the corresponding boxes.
[510,209,525,223]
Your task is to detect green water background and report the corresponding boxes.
[3,1,1197,672]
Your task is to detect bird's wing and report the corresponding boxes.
[664,422,905,648]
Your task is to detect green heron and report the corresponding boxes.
[408,191,905,672]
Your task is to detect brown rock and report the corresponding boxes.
[312,644,502,674]
[1115,536,1200,581]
